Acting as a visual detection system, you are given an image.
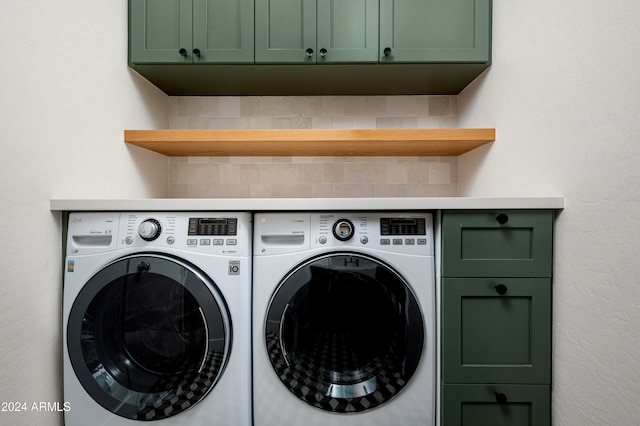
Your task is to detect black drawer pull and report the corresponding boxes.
[495,392,508,404]
[495,284,508,295]
[496,213,509,224]
[179,48,187,57]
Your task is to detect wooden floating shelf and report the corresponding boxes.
[124,128,495,157]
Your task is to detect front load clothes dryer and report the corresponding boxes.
[252,212,436,426]
[63,212,252,426]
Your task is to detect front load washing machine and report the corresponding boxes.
[252,212,435,426]
[63,212,251,426]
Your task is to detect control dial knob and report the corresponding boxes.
[138,219,162,241]
[333,219,355,241]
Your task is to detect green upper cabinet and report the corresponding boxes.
[379,0,491,63]
[129,0,254,64]
[128,0,492,94]
[255,0,379,64]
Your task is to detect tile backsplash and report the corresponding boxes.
[169,96,458,198]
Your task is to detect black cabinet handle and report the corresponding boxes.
[305,48,314,57]
[193,48,201,57]
[319,48,327,57]
[496,213,509,224]
[495,284,508,295]
[179,48,188,57]
[384,47,392,56]
[495,392,508,404]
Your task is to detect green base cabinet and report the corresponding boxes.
[442,384,550,426]
[129,0,254,64]
[441,210,553,426]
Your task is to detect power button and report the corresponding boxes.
[228,260,240,275]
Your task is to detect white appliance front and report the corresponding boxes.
[63,212,252,426]
[253,212,436,426]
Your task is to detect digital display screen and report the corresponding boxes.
[380,218,426,236]
[188,218,237,236]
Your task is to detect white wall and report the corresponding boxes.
[0,2,168,425]
[458,1,640,424]
[2,1,639,425]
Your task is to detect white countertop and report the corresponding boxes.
[50,197,564,211]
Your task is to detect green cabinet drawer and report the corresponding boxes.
[442,278,551,384]
[379,0,491,63]
[442,384,550,426]
[442,210,553,278]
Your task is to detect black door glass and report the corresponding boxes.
[265,253,424,413]
[68,254,229,421]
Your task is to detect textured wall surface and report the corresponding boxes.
[0,3,168,425]
[457,2,640,425]
[2,1,640,426]
[168,96,459,198]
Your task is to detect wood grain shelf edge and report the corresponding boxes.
[124,128,495,156]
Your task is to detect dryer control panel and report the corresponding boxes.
[253,212,433,256]
[312,213,433,256]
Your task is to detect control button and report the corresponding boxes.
[417,238,427,245]
[200,239,211,246]
[166,236,175,245]
[228,260,240,276]
[187,239,198,246]
[360,236,369,244]
[138,219,161,241]
[380,239,391,245]
[227,239,237,246]
[213,239,224,246]
[319,236,327,244]
[333,219,355,241]
[405,238,415,245]
[393,239,403,245]
[125,236,133,245]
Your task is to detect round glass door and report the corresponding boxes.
[67,254,230,421]
[265,253,424,413]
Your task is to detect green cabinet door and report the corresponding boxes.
[129,0,193,64]
[442,210,553,278]
[192,0,254,63]
[130,0,253,64]
[256,0,378,64]
[442,278,551,384]
[255,0,316,63]
[379,0,491,63]
[442,384,550,426]
[316,0,379,63]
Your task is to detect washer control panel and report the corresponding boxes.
[119,213,248,254]
[67,212,250,256]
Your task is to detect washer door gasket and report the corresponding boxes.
[265,253,425,413]
[67,253,230,421]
